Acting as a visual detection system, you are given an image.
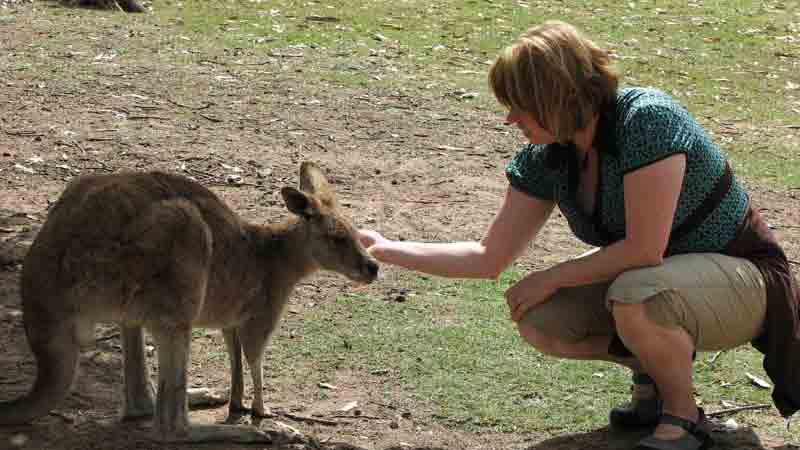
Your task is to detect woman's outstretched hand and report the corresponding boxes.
[357,229,391,260]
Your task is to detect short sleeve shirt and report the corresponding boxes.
[505,87,748,255]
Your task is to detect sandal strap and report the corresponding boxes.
[660,413,701,432]
[633,409,714,450]
[658,408,712,443]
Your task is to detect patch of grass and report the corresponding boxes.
[270,272,790,438]
[146,0,800,188]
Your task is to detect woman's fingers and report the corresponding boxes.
[356,229,380,248]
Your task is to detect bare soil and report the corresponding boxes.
[1,3,799,450]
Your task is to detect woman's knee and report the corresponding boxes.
[517,321,581,357]
[518,322,567,356]
[610,293,697,347]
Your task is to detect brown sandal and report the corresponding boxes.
[633,408,714,450]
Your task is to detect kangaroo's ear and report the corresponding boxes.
[281,187,320,219]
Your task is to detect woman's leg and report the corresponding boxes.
[516,282,640,369]
[516,282,657,425]
[613,301,696,439]
[608,253,767,441]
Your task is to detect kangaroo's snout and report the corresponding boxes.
[363,259,379,282]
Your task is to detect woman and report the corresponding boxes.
[358,21,800,450]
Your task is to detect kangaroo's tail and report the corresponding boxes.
[0,318,79,425]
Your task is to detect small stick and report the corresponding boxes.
[2,129,44,137]
[198,113,223,123]
[367,400,398,410]
[278,412,344,426]
[707,403,771,418]
[328,414,384,420]
[167,98,212,110]
[127,115,171,121]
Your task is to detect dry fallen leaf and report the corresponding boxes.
[338,401,359,412]
[745,372,772,389]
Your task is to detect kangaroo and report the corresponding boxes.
[0,162,379,443]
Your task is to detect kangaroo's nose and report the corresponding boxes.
[365,260,379,279]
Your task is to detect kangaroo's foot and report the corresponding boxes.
[252,404,275,418]
[224,404,251,425]
[121,397,155,422]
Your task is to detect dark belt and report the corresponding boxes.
[668,161,733,245]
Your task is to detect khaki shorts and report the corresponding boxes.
[523,253,767,351]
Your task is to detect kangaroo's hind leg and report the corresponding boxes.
[149,325,272,443]
[121,326,155,420]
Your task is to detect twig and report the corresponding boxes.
[367,400,398,410]
[708,350,724,364]
[268,51,304,58]
[167,98,212,110]
[328,414,384,420]
[70,140,86,154]
[210,181,260,188]
[707,403,771,418]
[402,199,470,204]
[127,115,171,121]
[2,129,44,137]
[197,59,228,66]
[429,179,454,186]
[751,147,789,160]
[790,260,799,266]
[198,113,223,123]
[277,412,345,426]
[184,168,220,181]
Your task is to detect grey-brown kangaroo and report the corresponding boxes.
[0,162,379,443]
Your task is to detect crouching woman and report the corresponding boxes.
[359,20,800,450]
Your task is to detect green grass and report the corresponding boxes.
[141,0,800,188]
[270,272,785,437]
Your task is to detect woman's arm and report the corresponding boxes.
[359,186,555,279]
[506,153,686,320]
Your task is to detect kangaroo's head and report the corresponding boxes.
[280,162,379,284]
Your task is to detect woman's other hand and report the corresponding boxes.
[505,270,559,322]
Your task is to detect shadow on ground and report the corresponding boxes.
[521,425,782,450]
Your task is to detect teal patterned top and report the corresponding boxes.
[505,87,748,255]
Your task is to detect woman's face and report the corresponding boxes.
[505,108,556,145]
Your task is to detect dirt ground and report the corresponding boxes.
[1,2,800,450]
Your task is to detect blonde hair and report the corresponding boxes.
[488,21,619,143]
